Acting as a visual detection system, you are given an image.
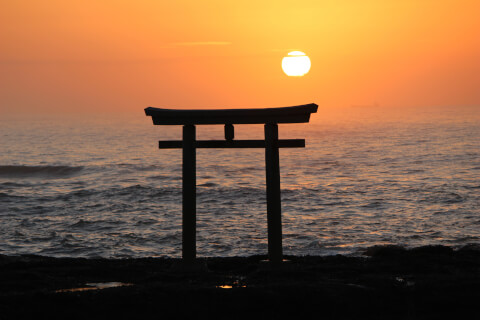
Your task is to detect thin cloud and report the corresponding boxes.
[272,49,301,53]
[170,41,232,46]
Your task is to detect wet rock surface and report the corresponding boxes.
[1,245,479,319]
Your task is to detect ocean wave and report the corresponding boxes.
[198,182,218,187]
[115,163,164,172]
[0,192,25,200]
[0,165,84,178]
[51,184,181,202]
[421,191,465,204]
[0,181,28,187]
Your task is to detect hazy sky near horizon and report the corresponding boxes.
[1,0,479,114]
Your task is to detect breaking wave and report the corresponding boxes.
[0,165,84,178]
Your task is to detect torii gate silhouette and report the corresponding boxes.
[145,103,318,264]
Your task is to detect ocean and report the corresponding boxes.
[1,106,479,258]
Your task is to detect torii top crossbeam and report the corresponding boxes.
[145,103,318,265]
[145,103,318,125]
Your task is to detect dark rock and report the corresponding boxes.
[0,245,479,319]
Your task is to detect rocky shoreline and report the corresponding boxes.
[1,245,479,319]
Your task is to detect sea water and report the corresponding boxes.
[1,106,479,258]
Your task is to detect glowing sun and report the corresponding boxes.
[282,51,311,76]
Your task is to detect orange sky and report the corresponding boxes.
[1,0,479,114]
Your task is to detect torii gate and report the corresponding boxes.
[145,103,318,264]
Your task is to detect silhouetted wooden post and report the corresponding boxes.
[182,125,196,262]
[224,124,234,141]
[145,103,317,265]
[265,123,282,264]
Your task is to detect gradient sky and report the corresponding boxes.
[1,0,479,114]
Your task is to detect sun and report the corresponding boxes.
[282,51,311,77]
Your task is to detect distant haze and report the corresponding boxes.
[1,0,479,114]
